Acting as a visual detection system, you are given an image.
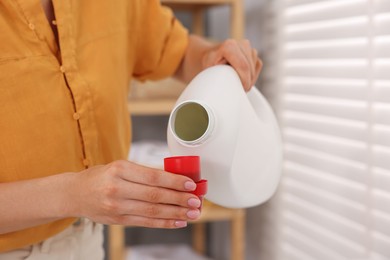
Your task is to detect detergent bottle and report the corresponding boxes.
[167,65,282,208]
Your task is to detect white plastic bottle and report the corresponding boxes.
[167,65,282,208]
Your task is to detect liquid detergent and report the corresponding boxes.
[167,65,282,208]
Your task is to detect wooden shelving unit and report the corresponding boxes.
[162,0,243,38]
[128,0,243,116]
[189,200,246,259]
[111,1,246,260]
[127,98,177,116]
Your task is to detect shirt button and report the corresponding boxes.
[52,20,57,26]
[73,112,81,120]
[28,23,35,30]
[60,66,66,73]
[83,158,90,167]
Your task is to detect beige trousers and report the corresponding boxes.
[0,218,104,260]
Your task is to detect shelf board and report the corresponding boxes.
[162,0,233,9]
[162,0,233,4]
[128,98,177,116]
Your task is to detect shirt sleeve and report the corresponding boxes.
[132,1,189,81]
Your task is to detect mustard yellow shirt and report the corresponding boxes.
[0,0,188,252]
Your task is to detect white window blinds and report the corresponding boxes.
[261,0,390,259]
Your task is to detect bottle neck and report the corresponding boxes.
[169,100,214,146]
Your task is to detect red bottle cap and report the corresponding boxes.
[192,179,208,197]
[164,156,201,182]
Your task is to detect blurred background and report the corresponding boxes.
[112,0,390,260]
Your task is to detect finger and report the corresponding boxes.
[117,200,200,221]
[117,215,189,229]
[251,49,262,86]
[218,40,252,90]
[118,181,201,208]
[253,52,263,87]
[238,40,255,88]
[112,160,197,192]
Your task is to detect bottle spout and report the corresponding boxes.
[169,100,215,146]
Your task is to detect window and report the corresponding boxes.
[260,0,390,259]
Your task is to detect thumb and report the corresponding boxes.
[202,50,228,69]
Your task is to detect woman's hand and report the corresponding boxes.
[70,160,201,229]
[202,38,262,91]
[175,35,263,91]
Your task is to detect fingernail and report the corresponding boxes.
[188,198,201,208]
[175,221,187,228]
[184,181,196,191]
[187,209,200,219]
